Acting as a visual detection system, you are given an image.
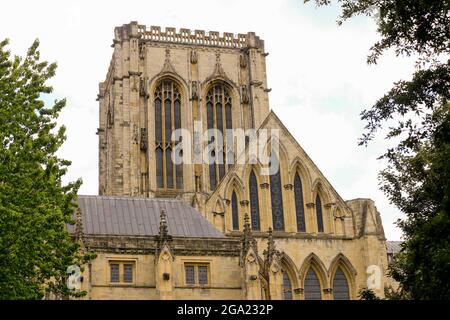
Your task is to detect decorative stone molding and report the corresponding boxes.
[241,85,250,104]
[137,25,250,49]
[239,200,249,207]
[190,50,198,64]
[283,184,293,190]
[239,53,247,68]
[306,202,315,208]
[260,183,269,189]
[224,198,231,206]
[140,128,148,151]
[212,211,225,217]
[191,81,198,100]
[324,202,335,209]
[293,288,304,294]
[323,288,333,293]
[138,42,146,59]
[250,80,263,87]
[263,88,272,93]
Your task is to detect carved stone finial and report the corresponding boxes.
[263,228,280,272]
[155,209,172,251]
[241,212,258,265]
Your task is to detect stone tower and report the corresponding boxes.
[97,22,270,200]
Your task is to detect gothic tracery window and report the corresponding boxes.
[206,83,233,190]
[231,191,239,230]
[282,271,293,300]
[269,154,285,231]
[249,170,261,230]
[316,194,324,233]
[333,267,350,300]
[154,80,183,190]
[294,173,306,232]
[304,268,322,300]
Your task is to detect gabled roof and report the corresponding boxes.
[70,195,225,238]
[386,241,402,254]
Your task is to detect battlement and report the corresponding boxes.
[114,22,264,50]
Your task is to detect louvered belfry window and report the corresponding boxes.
[249,170,261,230]
[294,174,306,232]
[206,83,233,190]
[154,80,183,190]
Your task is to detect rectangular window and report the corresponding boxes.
[185,265,195,285]
[109,261,135,284]
[198,266,208,285]
[184,263,210,286]
[110,263,120,283]
[123,264,134,283]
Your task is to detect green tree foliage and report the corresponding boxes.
[358,287,381,300]
[0,39,89,299]
[305,0,450,299]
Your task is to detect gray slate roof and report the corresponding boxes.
[386,241,402,253]
[72,195,225,238]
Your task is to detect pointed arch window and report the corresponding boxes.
[282,271,293,300]
[231,191,239,230]
[206,83,233,190]
[154,80,183,190]
[269,154,285,231]
[294,173,306,232]
[333,267,350,300]
[315,194,324,233]
[304,268,322,300]
[249,170,261,231]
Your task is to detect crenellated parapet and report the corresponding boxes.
[113,21,264,50]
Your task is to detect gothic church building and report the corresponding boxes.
[74,22,389,300]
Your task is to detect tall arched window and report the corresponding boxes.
[231,191,239,230]
[333,267,350,300]
[206,83,233,190]
[249,170,260,231]
[154,80,183,190]
[315,194,324,233]
[304,268,322,300]
[294,173,306,232]
[269,154,285,231]
[282,271,293,300]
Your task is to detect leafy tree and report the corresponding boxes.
[0,39,90,299]
[304,0,450,299]
[358,288,381,300]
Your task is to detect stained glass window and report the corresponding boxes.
[304,268,322,300]
[198,266,208,285]
[123,264,133,283]
[316,194,324,233]
[154,80,183,190]
[206,83,232,190]
[294,174,306,232]
[185,265,195,285]
[282,271,293,300]
[333,267,350,300]
[232,191,239,230]
[249,170,260,230]
[110,263,119,283]
[270,154,285,231]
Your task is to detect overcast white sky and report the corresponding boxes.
[1,0,418,240]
